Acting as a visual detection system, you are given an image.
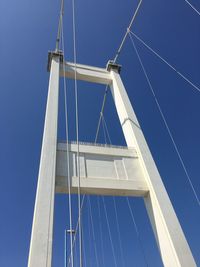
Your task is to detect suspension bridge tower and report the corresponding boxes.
[27,49,197,267]
[27,0,197,266]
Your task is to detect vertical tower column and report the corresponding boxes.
[28,52,62,267]
[109,64,196,267]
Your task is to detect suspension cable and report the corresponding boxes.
[74,236,78,267]
[94,85,109,143]
[102,115,107,144]
[126,198,148,266]
[94,0,143,140]
[100,114,149,266]
[67,195,86,267]
[64,229,67,267]
[87,197,92,267]
[102,196,117,267]
[88,196,100,267]
[61,20,74,267]
[113,0,143,63]
[97,196,105,266]
[95,1,143,145]
[102,115,112,145]
[129,30,200,94]
[184,0,200,16]
[100,119,120,266]
[128,32,200,207]
[81,217,87,267]
[71,0,83,265]
[113,197,126,267]
[94,90,112,145]
[56,0,64,51]
[70,93,110,264]
[71,88,110,265]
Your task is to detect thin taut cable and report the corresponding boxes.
[129,30,200,94]
[94,1,143,142]
[102,196,117,267]
[72,0,83,266]
[88,196,100,267]
[67,195,86,267]
[56,0,64,51]
[113,197,125,267]
[94,85,109,143]
[61,22,74,267]
[102,116,107,144]
[126,198,148,266]
[102,115,112,145]
[129,32,200,207]
[97,196,105,266]
[95,1,143,143]
[113,0,143,63]
[184,0,200,16]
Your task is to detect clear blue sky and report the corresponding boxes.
[0,0,200,266]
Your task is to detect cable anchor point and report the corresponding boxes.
[47,50,64,72]
[106,60,122,73]
[67,229,76,234]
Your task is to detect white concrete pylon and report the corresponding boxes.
[109,67,196,267]
[28,58,197,267]
[28,52,61,267]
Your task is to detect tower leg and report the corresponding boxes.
[28,54,60,267]
[110,69,196,267]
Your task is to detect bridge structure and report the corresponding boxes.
[27,51,197,267]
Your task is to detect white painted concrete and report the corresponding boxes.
[110,69,196,267]
[55,142,148,196]
[28,55,60,267]
[60,61,111,84]
[29,60,196,267]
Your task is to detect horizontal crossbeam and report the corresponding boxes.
[60,61,112,84]
[56,142,149,197]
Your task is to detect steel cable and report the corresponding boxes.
[129,32,200,207]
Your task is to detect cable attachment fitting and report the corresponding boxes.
[67,229,76,234]
[106,60,122,73]
[47,50,64,72]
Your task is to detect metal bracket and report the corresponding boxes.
[106,60,121,73]
[47,50,64,72]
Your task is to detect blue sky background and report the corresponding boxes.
[0,0,200,266]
